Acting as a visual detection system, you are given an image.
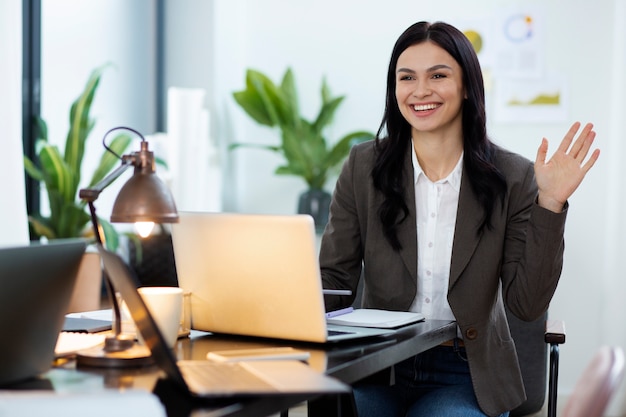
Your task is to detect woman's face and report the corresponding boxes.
[395,41,466,138]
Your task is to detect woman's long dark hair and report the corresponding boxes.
[373,21,506,250]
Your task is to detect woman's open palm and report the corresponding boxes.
[534,121,600,212]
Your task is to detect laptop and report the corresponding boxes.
[0,239,87,386]
[171,212,392,343]
[97,245,349,398]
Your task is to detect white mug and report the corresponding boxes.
[138,286,183,348]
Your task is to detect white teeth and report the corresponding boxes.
[413,104,439,111]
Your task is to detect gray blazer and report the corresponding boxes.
[319,140,567,416]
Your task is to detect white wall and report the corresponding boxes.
[41,0,157,217]
[0,0,29,247]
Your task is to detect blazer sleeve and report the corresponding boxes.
[319,143,368,311]
[499,155,568,321]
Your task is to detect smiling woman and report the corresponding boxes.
[319,20,599,417]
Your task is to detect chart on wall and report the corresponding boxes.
[454,6,568,124]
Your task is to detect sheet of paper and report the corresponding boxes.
[54,332,106,357]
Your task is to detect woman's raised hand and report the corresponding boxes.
[534,121,600,212]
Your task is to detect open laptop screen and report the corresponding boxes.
[0,239,86,385]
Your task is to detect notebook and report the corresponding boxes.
[326,308,425,328]
[0,239,86,386]
[171,211,392,343]
[97,245,349,398]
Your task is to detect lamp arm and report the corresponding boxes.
[79,161,134,202]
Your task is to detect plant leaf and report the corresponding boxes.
[228,142,282,153]
[88,133,132,187]
[99,218,120,251]
[155,156,168,169]
[27,215,56,240]
[313,95,344,133]
[35,117,48,141]
[233,88,274,126]
[233,69,281,127]
[38,144,75,204]
[23,156,44,182]
[65,64,110,194]
[54,200,90,239]
[279,126,318,185]
[280,68,300,128]
[324,131,374,172]
[250,72,287,127]
[321,76,332,104]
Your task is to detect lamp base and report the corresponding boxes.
[76,343,154,368]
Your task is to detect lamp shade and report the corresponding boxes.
[110,171,178,223]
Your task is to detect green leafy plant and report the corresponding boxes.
[231,68,374,190]
[23,64,132,251]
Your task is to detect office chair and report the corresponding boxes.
[560,346,625,417]
[506,308,566,417]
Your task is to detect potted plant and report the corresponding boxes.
[231,68,374,231]
[23,64,132,250]
[23,64,133,312]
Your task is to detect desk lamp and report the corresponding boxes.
[77,126,178,367]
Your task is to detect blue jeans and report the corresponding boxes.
[353,343,509,417]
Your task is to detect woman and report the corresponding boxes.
[319,21,599,417]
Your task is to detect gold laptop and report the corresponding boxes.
[171,212,391,343]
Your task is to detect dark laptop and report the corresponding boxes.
[97,245,348,398]
[0,239,86,386]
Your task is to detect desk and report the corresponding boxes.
[6,319,456,417]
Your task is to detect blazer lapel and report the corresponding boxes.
[449,170,484,289]
[397,144,418,283]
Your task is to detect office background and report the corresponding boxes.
[2,0,625,414]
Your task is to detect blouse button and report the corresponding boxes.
[465,327,478,340]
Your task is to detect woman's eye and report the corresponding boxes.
[399,75,414,81]
[432,73,446,79]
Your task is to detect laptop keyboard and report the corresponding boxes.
[178,361,275,393]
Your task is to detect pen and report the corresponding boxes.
[322,289,352,296]
[326,307,354,318]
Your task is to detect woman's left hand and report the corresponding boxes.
[534,121,600,213]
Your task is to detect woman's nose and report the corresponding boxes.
[412,81,432,98]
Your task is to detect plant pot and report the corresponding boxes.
[297,189,331,233]
[66,251,103,313]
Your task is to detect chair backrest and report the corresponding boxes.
[561,346,625,417]
[506,307,549,416]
